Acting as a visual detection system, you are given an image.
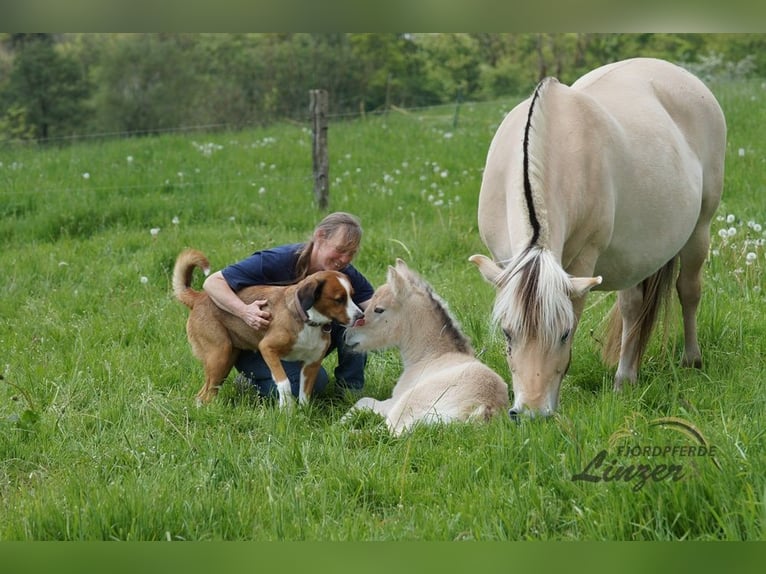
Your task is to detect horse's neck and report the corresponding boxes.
[515,79,575,258]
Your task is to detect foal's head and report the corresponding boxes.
[345,259,470,355]
[471,248,601,416]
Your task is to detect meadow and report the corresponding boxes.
[0,78,764,541]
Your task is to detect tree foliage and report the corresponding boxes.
[1,33,90,141]
[0,33,763,142]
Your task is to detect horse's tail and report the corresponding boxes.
[602,257,678,366]
[173,249,211,309]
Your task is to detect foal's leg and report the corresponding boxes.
[613,285,644,391]
[676,226,710,369]
[340,397,395,424]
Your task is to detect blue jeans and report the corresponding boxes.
[234,324,366,398]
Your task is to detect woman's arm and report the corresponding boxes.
[203,271,271,330]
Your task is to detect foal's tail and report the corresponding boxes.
[468,402,505,423]
[602,257,678,366]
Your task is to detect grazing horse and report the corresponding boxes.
[470,58,726,417]
[344,259,509,435]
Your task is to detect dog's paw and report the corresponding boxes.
[278,395,296,410]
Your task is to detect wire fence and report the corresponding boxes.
[0,96,519,203]
[0,95,515,148]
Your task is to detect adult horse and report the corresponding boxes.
[470,58,726,417]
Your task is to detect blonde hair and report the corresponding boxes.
[295,212,363,279]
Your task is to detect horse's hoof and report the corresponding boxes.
[682,357,703,369]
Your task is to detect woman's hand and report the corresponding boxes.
[241,299,271,330]
[203,271,271,330]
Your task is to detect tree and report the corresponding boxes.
[90,34,201,134]
[1,34,90,141]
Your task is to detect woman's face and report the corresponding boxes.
[312,229,358,272]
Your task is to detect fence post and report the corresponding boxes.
[453,87,462,130]
[310,89,329,210]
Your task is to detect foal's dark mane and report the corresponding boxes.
[406,270,473,355]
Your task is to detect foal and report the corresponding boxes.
[344,259,509,435]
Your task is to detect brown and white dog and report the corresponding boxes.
[173,249,363,408]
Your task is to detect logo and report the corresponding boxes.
[571,415,721,492]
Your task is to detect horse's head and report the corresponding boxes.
[470,250,601,417]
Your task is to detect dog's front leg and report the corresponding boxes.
[275,379,294,409]
[259,345,295,410]
[298,361,322,405]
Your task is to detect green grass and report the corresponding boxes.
[0,84,764,541]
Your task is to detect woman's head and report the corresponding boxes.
[298,212,363,277]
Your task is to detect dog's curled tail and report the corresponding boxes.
[173,249,211,308]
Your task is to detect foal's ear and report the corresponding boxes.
[569,275,602,298]
[387,264,408,296]
[469,254,503,284]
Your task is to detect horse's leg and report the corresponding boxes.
[613,285,644,391]
[676,226,709,369]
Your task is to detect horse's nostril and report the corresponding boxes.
[508,409,521,422]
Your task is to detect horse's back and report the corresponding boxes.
[572,57,726,163]
[478,57,726,286]
[571,58,726,284]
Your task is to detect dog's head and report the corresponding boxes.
[297,271,363,327]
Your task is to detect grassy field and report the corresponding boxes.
[0,79,764,541]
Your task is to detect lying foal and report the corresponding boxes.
[344,259,509,435]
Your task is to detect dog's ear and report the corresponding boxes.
[297,277,324,313]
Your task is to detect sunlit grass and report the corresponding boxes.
[0,86,763,540]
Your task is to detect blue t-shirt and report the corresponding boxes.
[221,243,374,305]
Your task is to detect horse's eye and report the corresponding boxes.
[502,329,512,348]
[560,329,571,344]
[374,307,385,314]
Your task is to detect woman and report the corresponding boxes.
[203,212,374,399]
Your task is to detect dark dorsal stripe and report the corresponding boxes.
[431,293,472,355]
[522,80,545,247]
